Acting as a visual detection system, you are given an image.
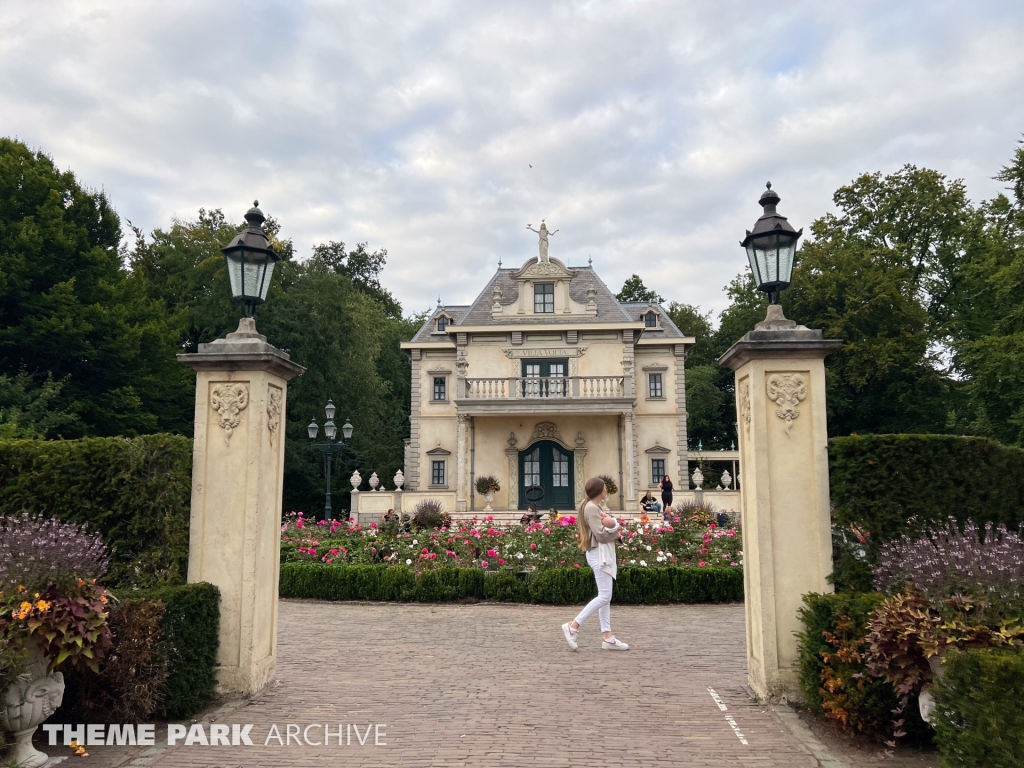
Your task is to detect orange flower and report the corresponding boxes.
[35,600,51,612]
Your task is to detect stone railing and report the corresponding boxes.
[463,376,625,399]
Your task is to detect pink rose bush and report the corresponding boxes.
[281,511,742,573]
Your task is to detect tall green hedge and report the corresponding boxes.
[118,583,221,719]
[829,435,1024,549]
[279,563,744,605]
[0,435,192,586]
[932,647,1024,767]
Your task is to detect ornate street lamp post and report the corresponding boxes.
[740,182,802,307]
[307,400,354,520]
[221,200,281,320]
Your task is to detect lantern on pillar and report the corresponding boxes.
[740,183,802,306]
[221,201,280,317]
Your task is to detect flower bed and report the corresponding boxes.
[280,512,743,572]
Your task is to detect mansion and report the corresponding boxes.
[399,226,695,514]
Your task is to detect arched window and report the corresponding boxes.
[644,311,657,328]
[437,315,448,332]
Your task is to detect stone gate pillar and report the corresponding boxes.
[719,306,840,700]
[179,318,305,697]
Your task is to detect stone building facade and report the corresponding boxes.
[400,238,694,513]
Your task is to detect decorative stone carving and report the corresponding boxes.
[369,472,380,491]
[507,431,518,449]
[739,380,751,434]
[766,373,807,436]
[211,383,249,446]
[721,469,733,490]
[503,346,588,359]
[0,646,66,768]
[530,421,562,443]
[692,467,704,490]
[526,220,558,262]
[575,431,586,448]
[393,469,405,491]
[350,469,362,490]
[267,386,282,447]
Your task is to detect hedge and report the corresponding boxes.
[279,563,744,604]
[117,582,220,719]
[829,434,1024,548]
[932,647,1024,768]
[0,435,192,586]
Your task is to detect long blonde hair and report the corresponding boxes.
[576,477,606,551]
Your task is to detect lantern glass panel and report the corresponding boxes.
[325,400,336,420]
[342,419,354,440]
[258,258,276,301]
[225,254,245,299]
[307,420,319,440]
[324,419,337,441]
[745,245,762,285]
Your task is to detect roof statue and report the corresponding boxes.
[526,220,558,263]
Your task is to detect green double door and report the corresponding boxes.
[519,440,574,510]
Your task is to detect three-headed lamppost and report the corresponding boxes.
[740,182,803,323]
[307,401,354,521]
[221,201,281,324]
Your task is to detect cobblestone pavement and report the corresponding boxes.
[41,601,843,767]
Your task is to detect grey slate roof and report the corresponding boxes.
[409,266,686,342]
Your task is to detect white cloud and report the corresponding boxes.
[1,0,1022,319]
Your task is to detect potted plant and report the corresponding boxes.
[598,475,618,511]
[1,513,113,767]
[475,476,501,512]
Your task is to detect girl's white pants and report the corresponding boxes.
[574,548,613,633]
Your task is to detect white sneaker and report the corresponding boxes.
[561,623,579,650]
[601,637,629,651]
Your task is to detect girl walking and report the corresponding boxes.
[561,477,629,651]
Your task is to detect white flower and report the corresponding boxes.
[629,559,636,564]
[516,552,524,560]
[645,545,652,551]
[639,560,648,567]
[405,559,412,565]
[412,539,418,545]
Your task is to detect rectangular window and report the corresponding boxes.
[652,458,665,485]
[432,461,446,486]
[648,372,663,398]
[534,283,554,313]
[433,377,446,401]
[645,312,657,328]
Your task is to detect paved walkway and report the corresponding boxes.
[38,600,935,767]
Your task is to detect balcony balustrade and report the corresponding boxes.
[463,375,625,400]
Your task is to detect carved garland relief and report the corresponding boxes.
[766,373,807,437]
[210,383,249,446]
[739,379,751,434]
[267,386,283,447]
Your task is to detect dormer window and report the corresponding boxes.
[534,283,554,313]
[644,311,657,328]
[437,315,449,332]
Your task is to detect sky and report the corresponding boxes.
[2,0,1023,319]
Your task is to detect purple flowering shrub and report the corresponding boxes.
[0,512,109,593]
[872,518,1024,623]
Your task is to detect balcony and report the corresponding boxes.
[456,376,632,414]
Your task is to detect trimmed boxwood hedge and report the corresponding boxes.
[829,434,1024,548]
[932,647,1024,767]
[279,563,743,604]
[117,582,221,719]
[0,434,192,586]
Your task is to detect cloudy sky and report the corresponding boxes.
[2,1,1023,318]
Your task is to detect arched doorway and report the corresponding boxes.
[518,440,574,510]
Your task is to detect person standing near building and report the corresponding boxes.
[659,474,674,514]
[561,477,629,651]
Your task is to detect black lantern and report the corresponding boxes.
[740,183,802,305]
[221,201,280,317]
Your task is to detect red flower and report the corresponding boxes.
[530,542,537,550]
[498,558,505,565]
[699,561,706,568]
[487,549,497,558]
[573,563,580,569]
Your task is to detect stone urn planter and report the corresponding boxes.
[1,646,67,768]
[483,492,495,512]
[917,654,945,725]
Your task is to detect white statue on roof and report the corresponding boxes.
[526,220,558,263]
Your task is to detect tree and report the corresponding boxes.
[616,274,664,303]
[0,138,185,436]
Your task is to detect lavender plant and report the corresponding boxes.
[0,512,109,592]
[872,518,1024,622]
